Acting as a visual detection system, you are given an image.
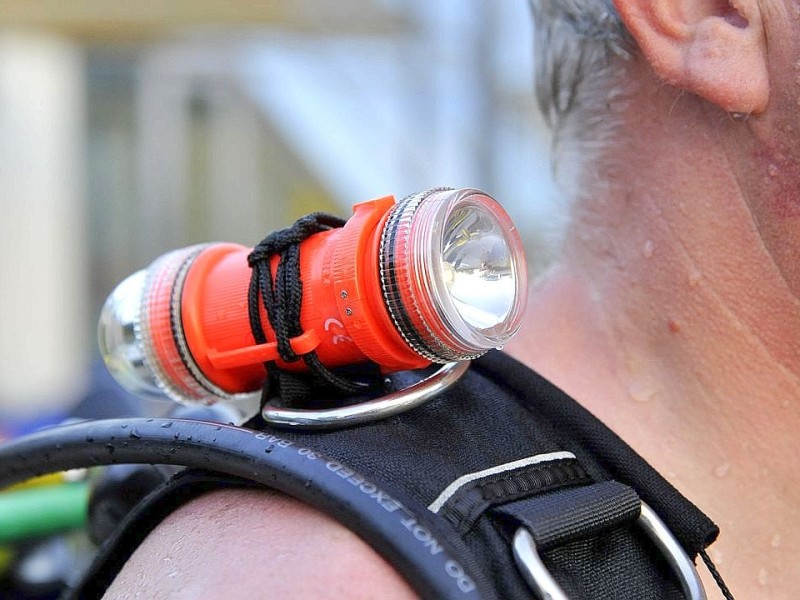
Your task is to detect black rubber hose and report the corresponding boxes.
[0,418,488,600]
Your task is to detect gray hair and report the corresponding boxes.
[530,1,635,180]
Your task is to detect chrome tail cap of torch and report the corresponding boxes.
[98,244,256,407]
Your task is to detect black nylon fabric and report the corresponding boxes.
[541,526,685,600]
[253,351,718,552]
[473,351,719,556]
[79,351,718,599]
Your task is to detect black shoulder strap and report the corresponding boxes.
[71,351,719,599]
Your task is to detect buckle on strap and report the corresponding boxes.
[512,501,707,600]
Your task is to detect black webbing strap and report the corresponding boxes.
[435,456,591,535]
[494,480,641,551]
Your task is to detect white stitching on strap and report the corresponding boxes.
[427,451,577,514]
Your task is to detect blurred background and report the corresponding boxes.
[0,0,561,431]
[0,2,564,594]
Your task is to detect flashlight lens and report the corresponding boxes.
[380,188,527,362]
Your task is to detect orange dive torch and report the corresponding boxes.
[98,188,527,406]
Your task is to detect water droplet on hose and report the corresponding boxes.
[161,421,173,429]
[129,428,141,440]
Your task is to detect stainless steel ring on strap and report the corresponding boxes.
[512,501,707,600]
[261,360,469,430]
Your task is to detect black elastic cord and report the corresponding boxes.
[699,549,735,600]
[246,213,367,406]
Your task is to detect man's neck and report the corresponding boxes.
[506,80,800,596]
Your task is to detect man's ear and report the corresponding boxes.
[612,0,769,114]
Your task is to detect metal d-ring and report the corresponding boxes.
[512,501,707,600]
[261,360,469,430]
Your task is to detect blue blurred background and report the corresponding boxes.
[0,0,561,433]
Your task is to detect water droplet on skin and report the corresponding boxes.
[781,399,791,409]
[168,570,179,579]
[642,240,654,259]
[688,268,702,288]
[768,164,780,177]
[771,534,782,548]
[713,463,731,478]
[758,568,768,586]
[628,379,658,403]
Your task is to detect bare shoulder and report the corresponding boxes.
[103,488,418,599]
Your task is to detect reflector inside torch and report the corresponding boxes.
[440,203,519,332]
